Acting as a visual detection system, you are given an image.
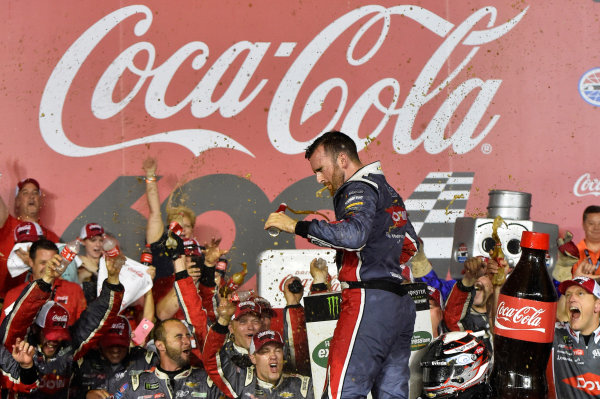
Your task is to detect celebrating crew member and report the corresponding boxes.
[571,205,600,278]
[0,248,125,399]
[548,277,600,398]
[264,131,420,398]
[0,239,86,326]
[71,315,159,398]
[114,319,220,398]
[0,178,60,299]
[202,297,313,399]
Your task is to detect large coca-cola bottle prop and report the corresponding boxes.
[491,231,557,398]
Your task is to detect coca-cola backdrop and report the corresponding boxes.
[1,1,599,287]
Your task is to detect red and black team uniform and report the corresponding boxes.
[1,277,86,327]
[0,215,59,299]
[443,280,493,351]
[202,324,313,399]
[0,278,124,399]
[548,322,600,398]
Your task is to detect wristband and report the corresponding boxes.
[145,175,157,183]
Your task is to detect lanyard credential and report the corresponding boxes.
[584,249,600,272]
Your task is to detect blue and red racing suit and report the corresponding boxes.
[295,161,419,399]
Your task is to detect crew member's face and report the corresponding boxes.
[565,285,600,335]
[159,320,192,369]
[39,335,60,358]
[250,343,284,385]
[473,276,493,307]
[229,313,261,350]
[309,145,345,196]
[29,248,59,280]
[15,183,41,219]
[101,344,128,365]
[179,216,194,239]
[83,235,104,260]
[583,212,600,243]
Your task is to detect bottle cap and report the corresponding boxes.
[520,231,549,251]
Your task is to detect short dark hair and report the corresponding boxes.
[154,319,181,345]
[305,131,360,163]
[29,238,58,261]
[583,205,600,222]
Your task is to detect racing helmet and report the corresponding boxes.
[420,331,490,398]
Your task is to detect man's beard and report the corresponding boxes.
[165,345,190,369]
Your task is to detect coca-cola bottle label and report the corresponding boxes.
[105,246,120,258]
[140,252,153,264]
[60,246,77,262]
[495,294,557,343]
[169,221,183,236]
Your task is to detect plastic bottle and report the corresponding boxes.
[58,239,80,273]
[267,203,287,237]
[140,244,152,266]
[490,231,558,398]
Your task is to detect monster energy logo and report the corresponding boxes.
[327,295,340,318]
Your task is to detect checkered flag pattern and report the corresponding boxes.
[405,172,475,277]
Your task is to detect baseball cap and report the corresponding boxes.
[249,330,284,354]
[79,223,105,240]
[15,178,41,197]
[13,221,43,243]
[232,301,260,321]
[99,316,131,348]
[254,296,276,318]
[35,301,71,342]
[427,285,444,310]
[559,276,600,299]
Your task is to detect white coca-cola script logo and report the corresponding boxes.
[52,314,68,323]
[495,301,546,333]
[574,173,600,197]
[39,5,528,158]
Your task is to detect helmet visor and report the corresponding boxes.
[422,365,454,386]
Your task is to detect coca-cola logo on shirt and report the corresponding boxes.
[494,294,556,343]
[39,5,528,158]
[573,173,600,197]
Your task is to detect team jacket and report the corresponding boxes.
[295,162,419,283]
[115,365,221,399]
[202,324,313,399]
[71,346,159,396]
[548,322,600,398]
[1,278,87,327]
[0,344,39,393]
[442,280,492,351]
[173,270,218,366]
[0,278,124,398]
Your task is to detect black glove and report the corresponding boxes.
[159,230,185,260]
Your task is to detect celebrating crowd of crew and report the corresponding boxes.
[0,152,599,399]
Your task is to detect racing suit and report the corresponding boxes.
[0,278,124,398]
[114,365,221,399]
[294,161,419,399]
[175,269,309,374]
[71,346,159,396]
[203,323,313,399]
[548,322,600,398]
[0,343,39,393]
[442,280,493,351]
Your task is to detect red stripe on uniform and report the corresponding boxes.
[325,288,364,399]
